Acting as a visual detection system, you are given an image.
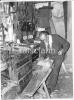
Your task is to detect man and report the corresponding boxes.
[39,31,48,58]
[39,31,70,94]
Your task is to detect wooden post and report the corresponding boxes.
[63,1,67,39]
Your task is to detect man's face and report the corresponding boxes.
[40,33,46,41]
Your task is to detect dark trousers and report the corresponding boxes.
[46,54,65,94]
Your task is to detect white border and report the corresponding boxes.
[72,1,74,99]
[0,1,73,100]
[0,0,73,2]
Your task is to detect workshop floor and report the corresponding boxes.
[2,65,73,100]
[33,65,73,99]
[50,65,73,98]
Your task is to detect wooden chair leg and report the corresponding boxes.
[62,62,67,73]
[43,82,50,98]
[30,96,33,99]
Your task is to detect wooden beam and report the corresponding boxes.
[63,1,67,39]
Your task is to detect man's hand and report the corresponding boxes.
[58,49,63,55]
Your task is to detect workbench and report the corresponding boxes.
[1,42,40,94]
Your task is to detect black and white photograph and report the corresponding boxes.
[0,0,73,99]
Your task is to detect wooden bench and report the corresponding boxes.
[20,60,53,99]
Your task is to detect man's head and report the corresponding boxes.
[39,31,49,41]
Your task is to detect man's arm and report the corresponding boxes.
[55,34,70,55]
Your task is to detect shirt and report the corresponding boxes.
[48,34,70,57]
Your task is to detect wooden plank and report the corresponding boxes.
[1,81,17,96]
[17,60,32,71]
[43,82,50,98]
[18,69,33,82]
[21,62,53,97]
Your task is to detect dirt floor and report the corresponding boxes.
[50,66,73,98]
